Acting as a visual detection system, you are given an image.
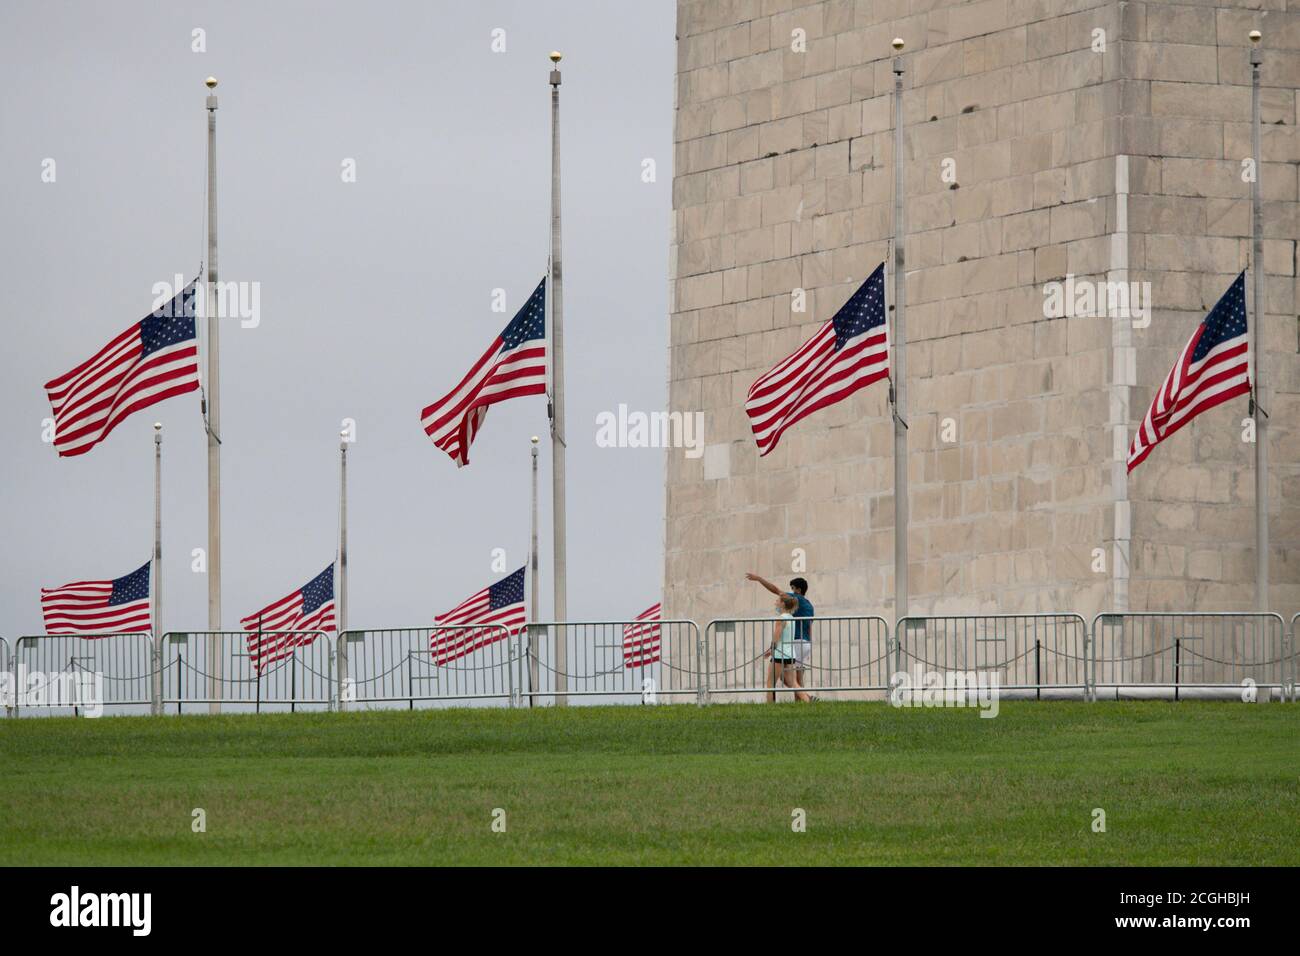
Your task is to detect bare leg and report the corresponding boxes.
[794,645,812,697]
[784,665,811,702]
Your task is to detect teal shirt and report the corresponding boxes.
[774,613,798,659]
[785,593,814,640]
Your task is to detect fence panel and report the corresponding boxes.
[522,620,701,706]
[702,616,891,702]
[160,631,333,713]
[0,636,10,717]
[1091,612,1289,700]
[1291,614,1299,702]
[12,632,154,715]
[337,625,514,709]
[896,614,1090,698]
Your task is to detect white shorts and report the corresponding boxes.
[793,640,810,670]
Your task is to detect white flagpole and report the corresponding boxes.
[1249,31,1269,612]
[891,39,909,627]
[337,429,349,710]
[152,422,162,716]
[204,76,223,713]
[548,51,568,706]
[529,435,541,708]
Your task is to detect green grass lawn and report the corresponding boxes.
[1,701,1296,865]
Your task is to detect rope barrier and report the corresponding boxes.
[1042,647,1092,664]
[169,657,256,685]
[703,651,895,677]
[650,656,700,676]
[1178,645,1286,668]
[1093,644,1175,665]
[6,616,1295,712]
[68,660,152,684]
[896,643,1037,670]
[419,654,514,675]
[343,658,407,686]
[530,655,606,680]
[801,649,894,673]
[348,632,514,674]
[297,660,336,680]
[168,655,325,687]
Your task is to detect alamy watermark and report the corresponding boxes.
[1043,274,1151,327]
[889,668,1000,718]
[595,404,704,458]
[50,886,151,936]
[151,273,261,328]
[0,666,104,716]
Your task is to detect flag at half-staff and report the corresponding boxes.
[240,564,336,672]
[44,283,200,457]
[1128,272,1250,472]
[623,602,662,669]
[746,263,889,456]
[41,561,151,635]
[432,566,527,665]
[421,279,547,466]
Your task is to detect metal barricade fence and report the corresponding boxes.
[1090,612,1290,700]
[894,616,1086,697]
[0,636,10,717]
[7,614,1297,716]
[702,616,892,702]
[337,625,515,709]
[160,631,334,713]
[12,632,155,715]
[895,614,1091,698]
[1290,613,1299,702]
[521,620,702,706]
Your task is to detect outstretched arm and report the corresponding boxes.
[746,572,781,596]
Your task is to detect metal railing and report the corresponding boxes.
[896,614,1091,699]
[522,620,702,706]
[0,636,10,717]
[1090,612,1290,700]
[11,632,154,715]
[702,616,891,702]
[4,613,1298,716]
[160,631,334,713]
[336,625,515,709]
[1290,613,1299,702]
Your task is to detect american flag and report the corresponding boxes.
[41,561,151,635]
[746,263,889,456]
[45,283,200,458]
[432,566,527,665]
[1128,272,1251,472]
[240,564,336,672]
[420,279,547,467]
[623,602,662,669]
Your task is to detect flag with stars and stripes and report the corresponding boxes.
[623,602,662,669]
[420,279,547,467]
[746,263,889,457]
[40,561,151,635]
[1128,272,1251,472]
[44,282,200,458]
[240,564,336,672]
[431,566,527,665]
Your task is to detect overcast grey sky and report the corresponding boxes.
[0,0,673,635]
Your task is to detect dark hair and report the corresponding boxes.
[780,594,798,612]
[789,577,808,595]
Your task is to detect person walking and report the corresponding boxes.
[765,593,810,702]
[746,572,815,695]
